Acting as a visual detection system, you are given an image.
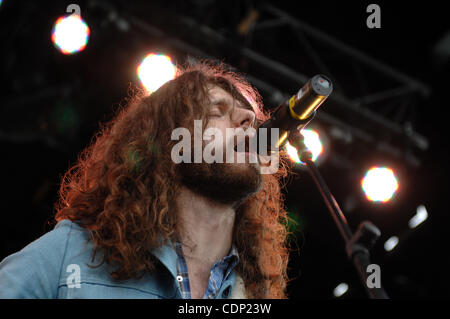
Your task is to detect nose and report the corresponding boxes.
[234,107,256,129]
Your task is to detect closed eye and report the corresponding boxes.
[207,111,223,118]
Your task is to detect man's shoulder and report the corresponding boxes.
[0,219,92,298]
[1,219,90,266]
[26,219,89,253]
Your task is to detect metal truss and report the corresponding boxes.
[92,0,432,168]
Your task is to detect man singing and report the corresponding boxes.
[0,61,290,299]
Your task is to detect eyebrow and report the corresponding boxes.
[210,97,255,113]
[210,98,231,106]
[209,97,257,127]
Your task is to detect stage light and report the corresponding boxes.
[51,14,90,55]
[286,128,324,165]
[333,283,348,297]
[137,53,177,94]
[361,167,398,203]
[408,205,428,229]
[384,236,399,252]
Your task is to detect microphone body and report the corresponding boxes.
[256,74,333,154]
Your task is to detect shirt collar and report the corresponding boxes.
[151,237,240,279]
[150,238,179,280]
[174,241,239,264]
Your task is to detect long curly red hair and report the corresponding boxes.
[55,61,291,298]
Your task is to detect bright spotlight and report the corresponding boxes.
[361,167,399,203]
[408,205,428,229]
[137,53,177,94]
[333,283,349,297]
[51,14,90,55]
[384,236,399,252]
[286,129,324,165]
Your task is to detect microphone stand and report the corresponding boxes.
[287,129,390,299]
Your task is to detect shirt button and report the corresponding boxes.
[176,276,183,282]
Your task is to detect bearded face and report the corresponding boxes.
[178,86,264,206]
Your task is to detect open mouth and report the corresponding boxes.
[232,136,272,167]
[233,135,253,153]
[233,144,251,153]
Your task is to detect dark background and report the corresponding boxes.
[1,0,449,299]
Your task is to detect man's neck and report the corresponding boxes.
[176,185,235,265]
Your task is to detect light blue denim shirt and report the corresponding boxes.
[0,219,237,299]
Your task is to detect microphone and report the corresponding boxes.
[254,74,333,154]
